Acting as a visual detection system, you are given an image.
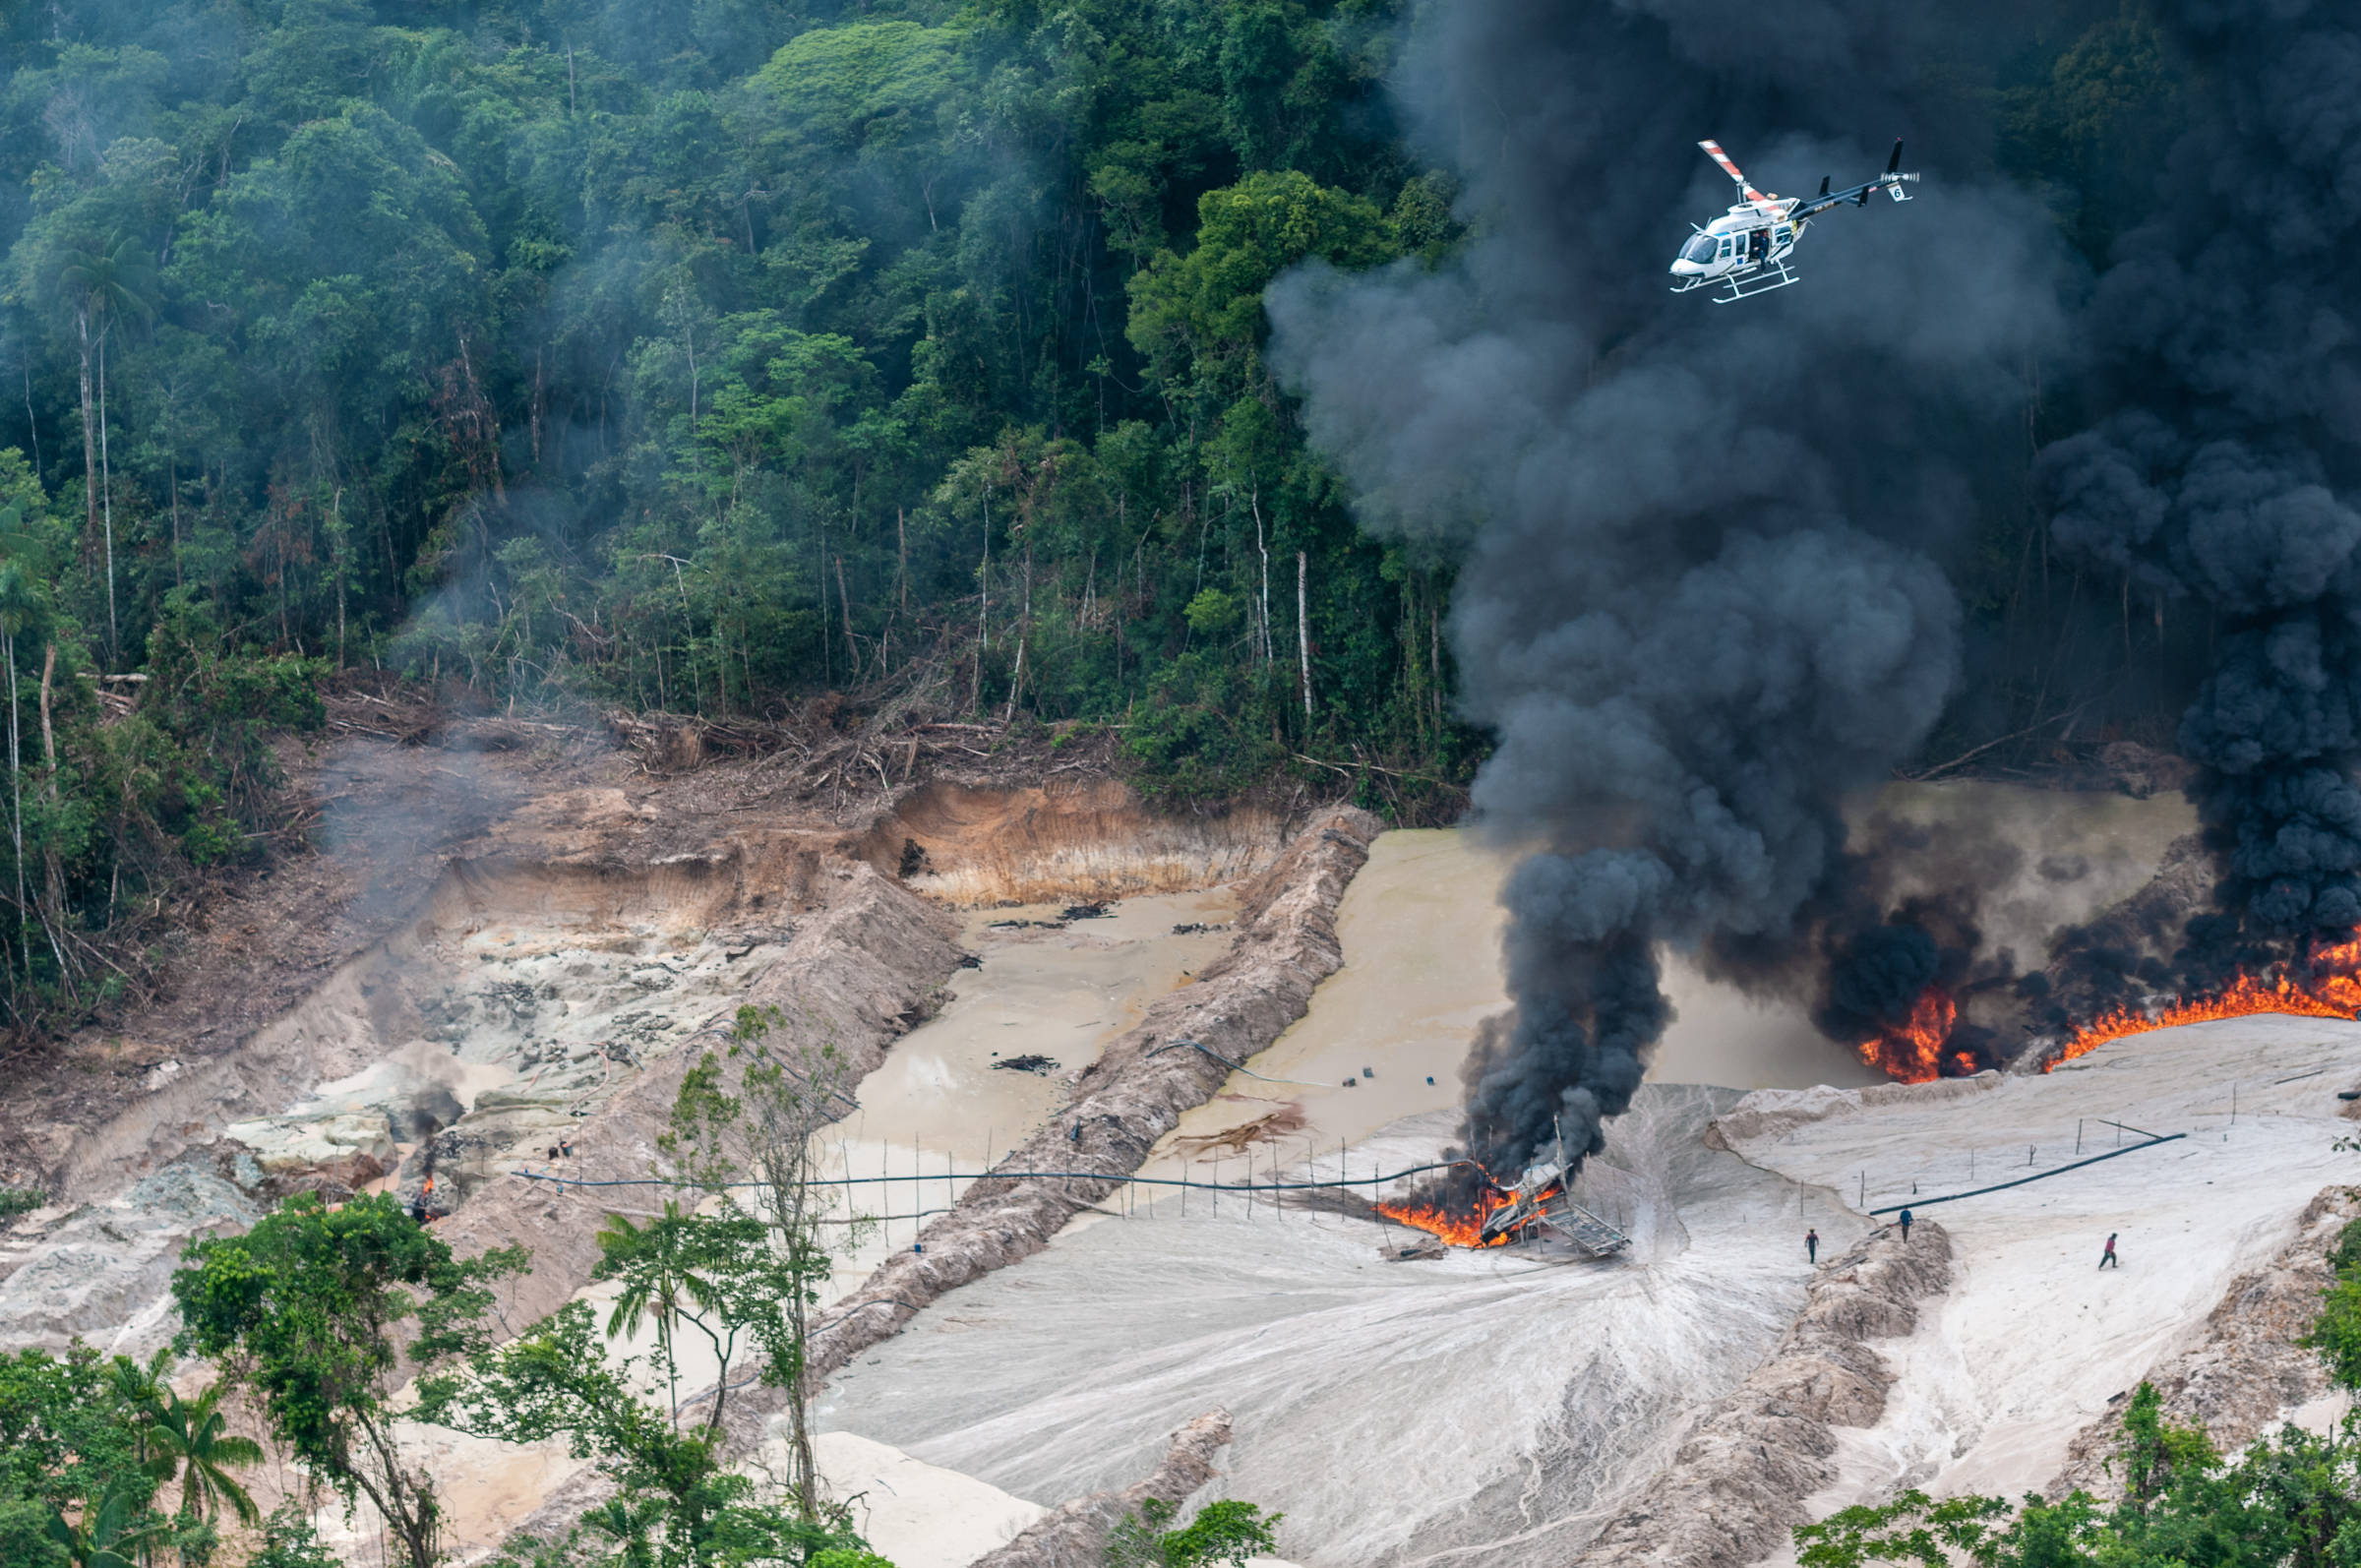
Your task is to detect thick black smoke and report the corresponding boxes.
[1270,2,2066,1173]
[2042,0,2361,978]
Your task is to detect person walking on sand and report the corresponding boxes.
[2100,1232,2119,1269]
[1806,1228,1819,1264]
[1898,1208,1913,1242]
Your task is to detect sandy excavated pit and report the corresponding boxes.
[1138,828,1888,1190]
[0,864,812,1351]
[818,1086,1851,1567]
[0,852,814,1356]
[802,788,2219,1567]
[806,826,1892,1568]
[0,777,2246,1568]
[336,884,1258,1566]
[229,915,781,1196]
[1725,1012,2361,1564]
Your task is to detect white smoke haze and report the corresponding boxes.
[1269,0,2073,1172]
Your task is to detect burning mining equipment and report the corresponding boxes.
[1479,1134,1632,1258]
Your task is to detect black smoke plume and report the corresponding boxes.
[1271,1,2068,1174]
[2042,0,2361,988]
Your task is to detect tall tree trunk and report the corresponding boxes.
[974,493,990,713]
[21,361,37,477]
[1252,489,1271,664]
[1003,543,1031,724]
[835,554,856,677]
[76,309,95,569]
[332,489,347,666]
[1298,550,1312,729]
[37,643,54,788]
[97,325,116,660]
[6,631,21,989]
[167,450,183,589]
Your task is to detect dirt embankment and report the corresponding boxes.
[1580,1221,1956,1568]
[854,778,1294,905]
[2046,1185,2361,1498]
[968,1410,1236,1568]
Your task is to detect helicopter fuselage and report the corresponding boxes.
[1669,138,1918,302]
[1666,200,1805,291]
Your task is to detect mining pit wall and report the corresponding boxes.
[855,778,1294,906]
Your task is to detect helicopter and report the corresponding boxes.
[1668,138,1919,302]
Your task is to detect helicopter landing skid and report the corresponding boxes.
[1669,257,1799,303]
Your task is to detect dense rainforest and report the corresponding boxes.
[0,0,2189,1039]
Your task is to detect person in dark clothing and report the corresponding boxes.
[1898,1208,1913,1242]
[1806,1228,1819,1264]
[2100,1233,2119,1269]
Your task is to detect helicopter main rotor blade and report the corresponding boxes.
[1697,139,1769,204]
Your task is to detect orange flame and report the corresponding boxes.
[1857,986,1959,1084]
[1375,1179,1560,1248]
[2048,936,2361,1068]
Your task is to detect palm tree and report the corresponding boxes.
[53,235,157,660]
[143,1383,263,1532]
[44,1483,160,1568]
[596,1202,713,1430]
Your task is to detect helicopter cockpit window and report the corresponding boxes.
[1680,232,1717,264]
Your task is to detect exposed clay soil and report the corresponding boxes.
[0,691,1319,1198]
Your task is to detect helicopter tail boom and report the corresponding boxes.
[1790,139,1919,218]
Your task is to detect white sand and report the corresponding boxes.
[809,1431,1046,1568]
[1723,1012,2361,1559]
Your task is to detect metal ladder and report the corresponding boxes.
[1543,1196,1633,1257]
